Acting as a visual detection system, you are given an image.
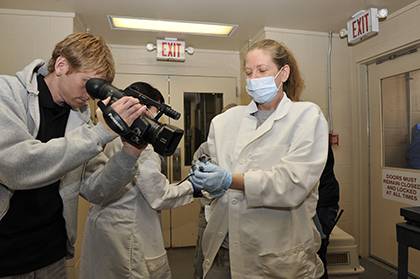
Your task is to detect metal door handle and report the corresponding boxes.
[172,148,181,182]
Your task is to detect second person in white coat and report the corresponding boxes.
[79,82,196,279]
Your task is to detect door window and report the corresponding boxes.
[382,69,420,169]
[183,92,223,165]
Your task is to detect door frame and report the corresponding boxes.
[355,42,420,258]
[367,50,420,270]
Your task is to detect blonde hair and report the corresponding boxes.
[48,32,115,82]
[247,39,304,101]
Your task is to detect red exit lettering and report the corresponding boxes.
[352,13,369,38]
[161,42,182,58]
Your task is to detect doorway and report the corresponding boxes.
[114,73,237,247]
[367,47,420,276]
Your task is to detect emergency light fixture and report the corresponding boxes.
[338,7,388,45]
[377,8,389,19]
[108,16,238,37]
[145,38,195,62]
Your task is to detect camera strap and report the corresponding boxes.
[97,101,147,148]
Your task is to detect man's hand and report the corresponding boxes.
[96,96,147,137]
[109,96,146,126]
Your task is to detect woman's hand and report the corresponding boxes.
[189,161,232,198]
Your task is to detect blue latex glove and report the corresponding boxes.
[189,162,232,198]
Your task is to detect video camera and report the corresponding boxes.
[86,78,184,156]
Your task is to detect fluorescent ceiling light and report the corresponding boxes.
[108,16,237,37]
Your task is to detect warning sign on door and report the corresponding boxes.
[382,169,420,206]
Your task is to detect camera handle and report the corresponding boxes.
[97,101,147,148]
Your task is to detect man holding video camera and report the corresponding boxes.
[0,32,147,278]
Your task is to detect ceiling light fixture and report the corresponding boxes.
[108,16,238,37]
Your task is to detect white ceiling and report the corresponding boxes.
[1,0,417,50]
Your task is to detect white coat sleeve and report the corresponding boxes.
[245,107,329,208]
[206,124,218,164]
[134,147,194,210]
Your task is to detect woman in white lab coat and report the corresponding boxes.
[190,39,329,278]
[79,82,195,279]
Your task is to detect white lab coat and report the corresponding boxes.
[79,139,194,279]
[202,93,329,279]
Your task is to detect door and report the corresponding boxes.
[169,75,237,246]
[368,48,420,276]
[113,74,237,247]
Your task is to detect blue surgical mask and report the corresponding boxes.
[246,70,281,104]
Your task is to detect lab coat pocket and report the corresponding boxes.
[258,244,321,279]
[145,253,171,279]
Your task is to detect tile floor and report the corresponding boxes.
[167,247,416,279]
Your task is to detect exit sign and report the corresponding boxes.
[156,39,186,62]
[347,8,379,45]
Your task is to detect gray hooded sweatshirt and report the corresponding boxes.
[0,59,139,257]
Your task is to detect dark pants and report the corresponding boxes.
[0,258,67,279]
[194,206,207,279]
[317,206,339,279]
[194,207,231,279]
[205,247,231,279]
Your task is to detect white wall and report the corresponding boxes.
[110,44,240,79]
[110,44,241,106]
[0,9,74,75]
[240,27,354,235]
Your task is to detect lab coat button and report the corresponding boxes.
[231,199,238,205]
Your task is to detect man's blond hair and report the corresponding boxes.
[48,32,115,82]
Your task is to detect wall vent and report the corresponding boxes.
[327,252,350,265]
